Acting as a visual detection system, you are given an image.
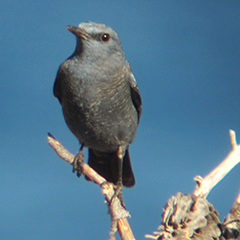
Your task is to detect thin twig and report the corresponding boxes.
[193,130,240,198]
[47,133,135,240]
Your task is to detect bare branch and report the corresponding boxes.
[146,130,240,239]
[193,130,240,198]
[47,133,135,240]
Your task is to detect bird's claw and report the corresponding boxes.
[109,182,125,209]
[72,150,84,177]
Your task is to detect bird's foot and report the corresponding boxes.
[72,150,85,177]
[109,182,125,209]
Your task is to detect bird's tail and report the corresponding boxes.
[86,147,135,187]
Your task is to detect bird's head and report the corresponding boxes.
[67,22,125,63]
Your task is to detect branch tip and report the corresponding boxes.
[230,129,237,150]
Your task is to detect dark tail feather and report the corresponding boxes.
[122,148,135,187]
[86,149,118,184]
[86,147,135,187]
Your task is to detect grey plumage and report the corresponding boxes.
[54,22,142,187]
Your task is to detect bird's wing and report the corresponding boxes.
[53,67,64,104]
[128,72,142,123]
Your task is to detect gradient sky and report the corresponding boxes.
[1,1,240,239]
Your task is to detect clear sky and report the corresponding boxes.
[1,1,240,239]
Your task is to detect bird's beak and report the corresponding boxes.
[66,25,90,40]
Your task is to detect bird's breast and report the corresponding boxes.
[61,67,138,151]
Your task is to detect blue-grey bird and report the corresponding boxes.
[53,22,142,188]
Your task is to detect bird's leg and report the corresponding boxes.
[109,145,126,208]
[72,144,84,177]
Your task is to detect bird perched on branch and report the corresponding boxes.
[53,22,142,191]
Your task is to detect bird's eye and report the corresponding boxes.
[101,33,110,42]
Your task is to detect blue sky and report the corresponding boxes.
[1,1,240,239]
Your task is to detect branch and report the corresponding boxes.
[193,129,240,238]
[47,133,135,240]
[145,130,240,239]
[193,130,240,198]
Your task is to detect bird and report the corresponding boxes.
[53,22,142,190]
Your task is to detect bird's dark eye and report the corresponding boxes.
[101,33,110,42]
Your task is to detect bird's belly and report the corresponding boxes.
[62,96,138,152]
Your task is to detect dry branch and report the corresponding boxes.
[193,130,240,198]
[146,130,240,239]
[47,133,135,240]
